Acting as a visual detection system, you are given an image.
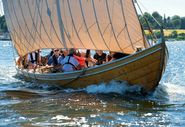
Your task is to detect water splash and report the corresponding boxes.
[152,82,185,103]
[85,80,142,95]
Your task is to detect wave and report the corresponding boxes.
[85,80,143,95]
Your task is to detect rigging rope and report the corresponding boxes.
[135,0,158,45]
[136,0,166,44]
[136,0,162,27]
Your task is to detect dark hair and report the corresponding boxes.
[85,49,90,58]
[113,52,129,60]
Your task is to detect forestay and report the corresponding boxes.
[2,0,148,56]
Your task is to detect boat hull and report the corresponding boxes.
[16,42,168,92]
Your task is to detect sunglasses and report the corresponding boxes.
[54,49,59,52]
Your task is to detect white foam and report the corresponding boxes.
[163,82,185,96]
[51,115,71,121]
[153,82,185,102]
[85,80,142,95]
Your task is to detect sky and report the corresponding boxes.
[0,0,3,16]
[138,0,185,17]
[0,0,184,17]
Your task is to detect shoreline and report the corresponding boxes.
[0,39,11,41]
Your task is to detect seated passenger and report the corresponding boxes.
[106,51,115,62]
[60,49,69,58]
[61,48,81,72]
[16,56,25,69]
[93,50,107,65]
[85,49,96,67]
[74,50,87,68]
[40,56,48,66]
[47,48,64,72]
[27,50,41,69]
[21,54,28,69]
[47,49,54,59]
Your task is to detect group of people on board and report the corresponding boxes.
[17,48,129,73]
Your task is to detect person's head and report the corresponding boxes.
[61,49,69,56]
[96,50,103,55]
[80,49,86,57]
[69,48,76,55]
[53,48,60,56]
[85,49,90,58]
[109,51,115,56]
[37,49,41,53]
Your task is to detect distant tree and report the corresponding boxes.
[171,30,178,38]
[171,15,181,29]
[163,14,167,27]
[139,11,185,30]
[166,16,173,29]
[152,11,163,29]
[0,15,8,33]
[178,33,185,36]
[140,12,155,29]
[180,17,185,29]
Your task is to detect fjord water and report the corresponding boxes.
[0,41,185,126]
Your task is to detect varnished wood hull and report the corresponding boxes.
[16,42,168,92]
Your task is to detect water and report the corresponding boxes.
[0,41,185,126]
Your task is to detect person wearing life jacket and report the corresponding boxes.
[27,50,41,69]
[74,49,87,69]
[60,48,81,72]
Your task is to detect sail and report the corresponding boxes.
[2,0,147,56]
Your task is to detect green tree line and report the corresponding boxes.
[0,12,185,33]
[139,11,185,29]
[0,15,8,33]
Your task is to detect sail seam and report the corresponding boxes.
[11,0,34,53]
[36,0,57,48]
[4,1,26,55]
[61,0,73,47]
[116,26,126,38]
[18,0,44,50]
[45,0,65,47]
[120,0,135,50]
[56,0,77,48]
[79,0,97,49]
[27,0,51,49]
[55,0,67,48]
[91,0,110,51]
[105,0,123,52]
[67,0,86,48]
[123,38,143,50]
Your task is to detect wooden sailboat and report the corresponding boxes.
[2,0,168,92]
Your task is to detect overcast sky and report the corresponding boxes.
[138,0,185,17]
[0,0,185,17]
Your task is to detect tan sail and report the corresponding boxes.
[3,0,147,56]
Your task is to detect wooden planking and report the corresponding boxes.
[56,48,163,89]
